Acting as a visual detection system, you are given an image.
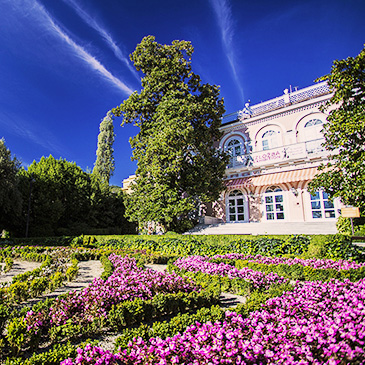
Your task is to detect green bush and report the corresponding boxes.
[305,234,365,261]
[336,216,352,235]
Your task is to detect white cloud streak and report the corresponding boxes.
[61,0,140,81]
[209,0,244,102]
[33,0,134,95]
[0,111,65,156]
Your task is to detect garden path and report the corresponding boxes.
[0,260,42,283]
[27,260,104,305]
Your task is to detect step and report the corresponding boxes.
[186,222,337,235]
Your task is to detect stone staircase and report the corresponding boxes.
[186,221,337,235]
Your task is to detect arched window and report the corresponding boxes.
[226,139,243,158]
[264,186,285,220]
[224,137,251,168]
[262,130,279,150]
[303,119,325,154]
[304,118,323,128]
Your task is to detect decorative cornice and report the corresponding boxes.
[221,100,329,132]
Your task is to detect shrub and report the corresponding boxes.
[336,216,352,235]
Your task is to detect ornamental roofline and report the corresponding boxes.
[222,82,331,126]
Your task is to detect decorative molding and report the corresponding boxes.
[221,100,328,133]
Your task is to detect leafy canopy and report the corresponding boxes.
[0,139,22,231]
[309,45,365,210]
[112,36,228,231]
[17,156,131,237]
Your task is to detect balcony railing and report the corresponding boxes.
[222,82,331,124]
[227,139,327,169]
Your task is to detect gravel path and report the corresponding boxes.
[1,259,104,309]
[0,260,42,283]
[27,260,104,304]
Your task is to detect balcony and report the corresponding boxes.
[226,138,327,169]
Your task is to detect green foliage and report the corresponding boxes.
[92,111,115,184]
[112,36,228,231]
[336,216,352,235]
[115,305,224,351]
[65,259,79,281]
[235,282,294,318]
[108,289,219,332]
[305,234,364,261]
[16,156,131,237]
[100,255,114,280]
[4,257,13,272]
[309,45,365,210]
[4,341,82,365]
[0,139,22,234]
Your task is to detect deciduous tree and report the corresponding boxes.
[309,45,365,210]
[112,36,228,232]
[0,139,22,232]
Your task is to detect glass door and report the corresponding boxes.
[227,190,246,222]
[264,187,285,220]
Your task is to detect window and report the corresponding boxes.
[264,186,285,220]
[262,130,279,150]
[310,191,335,219]
[224,137,251,168]
[227,190,247,222]
[226,139,243,157]
[304,119,323,128]
[303,119,325,154]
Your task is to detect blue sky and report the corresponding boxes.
[0,0,364,186]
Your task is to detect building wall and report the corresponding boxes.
[214,82,342,224]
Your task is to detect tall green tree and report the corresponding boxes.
[17,156,133,237]
[112,36,228,232]
[0,139,22,232]
[309,45,365,210]
[93,111,115,184]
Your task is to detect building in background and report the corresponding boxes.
[206,82,342,226]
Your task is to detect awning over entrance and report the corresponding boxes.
[225,167,319,188]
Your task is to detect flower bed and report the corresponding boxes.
[63,278,365,364]
[172,255,287,291]
[26,254,199,330]
[4,255,202,357]
[213,253,365,270]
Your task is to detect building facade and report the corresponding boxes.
[208,82,341,224]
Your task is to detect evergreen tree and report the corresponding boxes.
[112,36,228,232]
[93,111,115,184]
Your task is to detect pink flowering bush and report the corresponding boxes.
[63,278,365,364]
[213,253,365,271]
[172,255,287,291]
[61,343,123,365]
[25,254,199,334]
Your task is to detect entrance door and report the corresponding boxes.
[227,190,247,222]
[264,186,285,221]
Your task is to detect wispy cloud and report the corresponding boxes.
[0,111,65,156]
[61,0,140,81]
[209,0,244,102]
[32,0,134,95]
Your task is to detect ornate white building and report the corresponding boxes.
[207,82,341,226]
